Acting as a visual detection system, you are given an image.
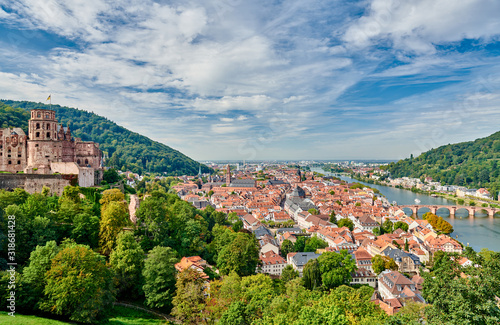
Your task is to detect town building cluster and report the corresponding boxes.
[171,163,466,315]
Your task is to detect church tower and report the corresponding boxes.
[226,164,231,185]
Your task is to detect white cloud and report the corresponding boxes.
[193,95,278,113]
[344,0,500,53]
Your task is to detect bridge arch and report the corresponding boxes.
[401,207,414,217]
[436,207,451,217]
[415,206,431,217]
[454,207,471,218]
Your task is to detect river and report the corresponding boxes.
[312,168,500,252]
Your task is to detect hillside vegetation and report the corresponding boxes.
[382,131,500,195]
[0,100,211,175]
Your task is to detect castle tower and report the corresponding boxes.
[26,109,61,173]
[226,164,231,185]
[28,109,58,141]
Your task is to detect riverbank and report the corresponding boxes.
[312,167,500,251]
[347,173,500,208]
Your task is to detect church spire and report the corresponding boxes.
[226,164,231,185]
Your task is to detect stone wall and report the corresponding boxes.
[0,174,72,195]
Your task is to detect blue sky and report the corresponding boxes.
[1,0,500,161]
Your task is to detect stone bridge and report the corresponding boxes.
[397,204,500,218]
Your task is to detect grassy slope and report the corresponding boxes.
[0,306,170,324]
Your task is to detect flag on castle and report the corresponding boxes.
[46,94,51,101]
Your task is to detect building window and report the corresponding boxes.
[77,159,80,164]
[37,113,41,118]
[8,161,11,164]
[46,113,50,119]
[36,123,40,129]
[17,160,20,165]
[85,159,89,165]
[36,132,40,138]
[47,132,51,138]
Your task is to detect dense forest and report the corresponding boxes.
[0,100,212,175]
[382,131,500,196]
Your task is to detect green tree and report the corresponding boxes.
[280,239,295,258]
[382,220,394,233]
[329,211,337,224]
[19,241,60,311]
[99,200,129,254]
[302,259,321,290]
[217,232,260,276]
[371,255,386,274]
[423,252,500,324]
[219,301,249,325]
[293,236,307,252]
[103,168,121,183]
[304,236,328,252]
[317,250,357,290]
[40,243,115,323]
[394,221,409,232]
[99,188,125,208]
[240,274,275,319]
[143,246,178,310]
[171,268,207,324]
[109,231,145,298]
[372,255,398,274]
[337,218,354,231]
[281,265,299,283]
[307,208,319,215]
[71,213,99,248]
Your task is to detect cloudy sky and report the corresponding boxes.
[1,0,500,161]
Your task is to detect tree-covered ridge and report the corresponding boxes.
[0,102,30,130]
[0,100,212,175]
[382,131,500,195]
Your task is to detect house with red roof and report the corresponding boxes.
[258,251,287,276]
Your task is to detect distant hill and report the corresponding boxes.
[382,131,500,196]
[0,100,212,176]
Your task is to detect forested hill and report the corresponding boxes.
[382,131,500,195]
[0,100,212,175]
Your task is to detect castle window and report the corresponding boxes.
[36,132,40,138]
[36,123,40,129]
[35,144,39,147]
[37,113,41,118]
[77,159,80,164]
[85,159,89,165]
[8,160,11,164]
[17,160,20,165]
[46,113,50,119]
[47,132,51,139]
[47,124,50,130]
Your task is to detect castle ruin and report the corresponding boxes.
[0,108,102,191]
